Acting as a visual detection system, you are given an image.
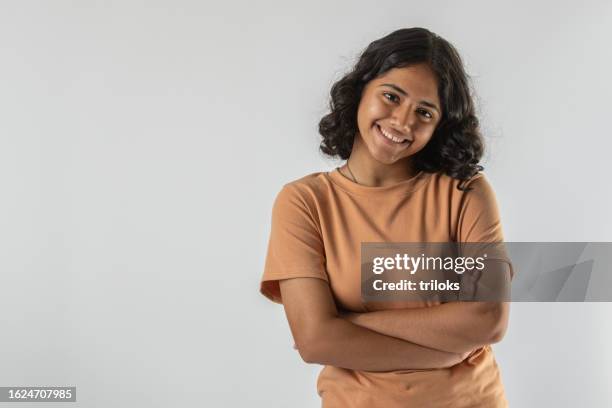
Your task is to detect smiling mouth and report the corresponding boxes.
[376,124,412,145]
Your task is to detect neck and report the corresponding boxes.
[345,135,417,187]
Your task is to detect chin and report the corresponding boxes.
[370,149,407,165]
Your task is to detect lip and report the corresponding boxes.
[375,124,412,146]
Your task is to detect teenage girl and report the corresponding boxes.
[261,27,512,407]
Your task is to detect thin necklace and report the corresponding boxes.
[341,161,419,186]
[345,161,358,184]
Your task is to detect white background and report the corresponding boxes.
[1,1,611,407]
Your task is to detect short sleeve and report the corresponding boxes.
[457,174,514,280]
[260,184,328,304]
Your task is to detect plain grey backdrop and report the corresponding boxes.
[1,1,611,407]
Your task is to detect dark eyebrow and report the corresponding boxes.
[379,83,440,113]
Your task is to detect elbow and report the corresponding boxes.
[296,336,319,364]
[485,302,510,344]
[298,346,319,364]
[294,320,335,364]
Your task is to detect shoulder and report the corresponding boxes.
[274,171,331,207]
[271,172,331,222]
[460,172,499,204]
[449,172,502,220]
[427,171,496,197]
[425,172,501,221]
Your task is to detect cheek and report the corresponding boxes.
[406,127,436,153]
[358,98,387,126]
[419,127,436,141]
[417,121,438,139]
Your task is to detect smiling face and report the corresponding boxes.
[355,63,442,165]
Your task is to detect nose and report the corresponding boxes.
[390,104,416,133]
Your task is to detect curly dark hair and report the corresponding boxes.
[319,27,484,188]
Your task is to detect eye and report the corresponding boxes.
[382,92,399,103]
[382,92,435,120]
[417,108,433,120]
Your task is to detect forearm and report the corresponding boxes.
[300,316,466,372]
[344,302,509,354]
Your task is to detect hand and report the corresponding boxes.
[460,349,473,361]
[337,309,359,322]
[446,349,473,367]
[434,348,474,369]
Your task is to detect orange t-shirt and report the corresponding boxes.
[260,168,512,407]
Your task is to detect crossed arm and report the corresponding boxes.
[342,261,512,354]
[340,301,509,355]
[279,277,470,372]
[279,262,510,372]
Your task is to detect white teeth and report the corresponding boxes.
[379,125,406,143]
